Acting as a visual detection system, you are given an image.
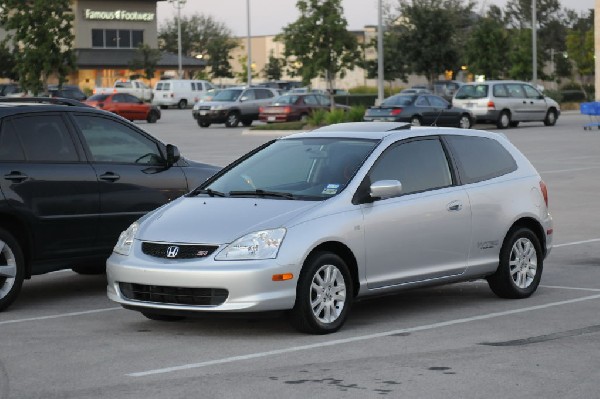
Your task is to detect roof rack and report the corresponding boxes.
[0,97,92,107]
[312,122,411,133]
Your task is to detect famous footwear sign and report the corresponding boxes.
[84,9,155,21]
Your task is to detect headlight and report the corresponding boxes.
[211,104,226,110]
[215,228,286,261]
[113,222,139,256]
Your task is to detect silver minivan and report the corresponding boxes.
[453,80,560,129]
[107,122,553,334]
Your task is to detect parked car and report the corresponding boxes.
[93,79,153,102]
[85,93,161,123]
[47,84,87,101]
[152,79,215,109]
[259,93,350,123]
[452,80,561,128]
[106,122,553,334]
[0,83,23,97]
[400,87,431,95]
[192,86,280,128]
[0,97,219,311]
[432,80,463,102]
[364,93,474,128]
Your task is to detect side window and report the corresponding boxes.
[0,121,25,161]
[523,84,542,99]
[506,84,525,98]
[428,96,447,108]
[73,115,163,165]
[242,90,256,101]
[122,94,139,103]
[317,95,331,106]
[445,135,517,184]
[415,96,430,106]
[256,89,273,99]
[11,115,78,162]
[493,84,508,98]
[368,138,452,195]
[304,95,319,105]
[112,94,124,103]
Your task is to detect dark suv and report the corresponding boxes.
[0,98,219,311]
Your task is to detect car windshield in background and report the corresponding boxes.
[382,95,415,106]
[203,138,378,200]
[87,94,110,101]
[273,95,299,105]
[213,89,243,102]
[455,85,489,100]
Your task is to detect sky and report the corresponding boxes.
[157,0,595,37]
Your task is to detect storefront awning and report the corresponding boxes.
[75,49,206,69]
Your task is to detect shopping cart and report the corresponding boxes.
[580,102,600,130]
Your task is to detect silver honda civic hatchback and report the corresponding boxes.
[107,122,553,334]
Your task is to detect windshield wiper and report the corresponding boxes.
[188,188,226,197]
[229,189,295,199]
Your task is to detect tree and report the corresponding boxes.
[129,44,162,85]
[0,0,76,94]
[263,51,285,81]
[235,52,259,83]
[392,0,476,84]
[277,0,360,91]
[363,30,409,86]
[566,11,594,84]
[158,14,237,80]
[0,42,18,80]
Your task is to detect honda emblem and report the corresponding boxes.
[166,246,179,258]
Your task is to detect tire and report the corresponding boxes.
[496,111,511,129]
[160,105,168,110]
[142,312,186,322]
[241,119,253,127]
[177,99,187,110]
[146,111,158,123]
[458,114,472,129]
[289,252,353,334]
[410,116,422,126]
[0,228,25,312]
[487,227,543,299]
[72,263,106,275]
[509,121,520,127]
[225,112,240,128]
[197,119,211,128]
[544,109,557,126]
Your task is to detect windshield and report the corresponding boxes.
[273,95,299,105]
[202,138,378,200]
[213,89,243,102]
[382,95,415,106]
[455,85,489,100]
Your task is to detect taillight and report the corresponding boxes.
[391,108,403,115]
[540,180,548,207]
[487,101,496,110]
[283,106,291,114]
[259,106,264,113]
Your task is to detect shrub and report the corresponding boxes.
[346,105,366,122]
[325,109,347,125]
[307,108,328,126]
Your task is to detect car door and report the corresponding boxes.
[110,94,130,120]
[70,113,189,251]
[522,84,548,121]
[361,137,471,288]
[0,114,100,262]
[414,95,436,125]
[427,95,455,126]
[505,83,529,121]
[121,93,148,120]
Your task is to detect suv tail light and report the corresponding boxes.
[487,101,496,110]
[540,180,548,207]
[391,108,403,115]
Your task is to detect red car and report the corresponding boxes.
[259,93,349,123]
[85,93,161,123]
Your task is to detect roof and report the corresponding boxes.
[74,49,206,69]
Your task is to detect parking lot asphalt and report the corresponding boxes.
[1,110,599,399]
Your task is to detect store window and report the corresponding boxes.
[91,29,144,48]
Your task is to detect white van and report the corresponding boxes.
[152,79,215,109]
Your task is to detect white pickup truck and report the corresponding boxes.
[93,80,153,102]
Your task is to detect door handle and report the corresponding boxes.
[4,171,28,183]
[447,200,463,212]
[99,172,120,182]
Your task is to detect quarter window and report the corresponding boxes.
[368,138,452,195]
[10,115,78,162]
[445,135,517,184]
[0,122,25,161]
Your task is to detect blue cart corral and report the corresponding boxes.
[580,102,600,130]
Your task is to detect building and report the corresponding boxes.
[1,0,204,91]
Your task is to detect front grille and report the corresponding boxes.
[119,283,228,306]
[141,242,218,259]
[198,105,211,111]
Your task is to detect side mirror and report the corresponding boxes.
[240,96,248,102]
[370,179,403,200]
[166,144,180,166]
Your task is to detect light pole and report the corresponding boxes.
[169,0,187,79]
[247,0,252,86]
[532,0,537,84]
[377,0,384,105]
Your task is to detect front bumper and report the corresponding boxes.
[106,245,298,314]
[192,109,229,124]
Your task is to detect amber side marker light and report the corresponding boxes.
[272,273,293,281]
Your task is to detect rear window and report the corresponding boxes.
[382,95,414,106]
[88,94,109,101]
[454,85,489,100]
[445,135,517,184]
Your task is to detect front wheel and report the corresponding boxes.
[487,227,543,299]
[197,119,211,128]
[544,109,557,126]
[458,114,472,129]
[0,228,25,312]
[146,111,158,123]
[225,112,240,127]
[289,252,353,334]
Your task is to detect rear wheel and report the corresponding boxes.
[225,112,240,127]
[177,99,187,109]
[289,252,353,334]
[0,228,25,312]
[544,109,557,126]
[496,110,511,129]
[487,227,543,299]
[458,114,472,129]
[509,121,520,127]
[241,119,253,127]
[410,116,422,126]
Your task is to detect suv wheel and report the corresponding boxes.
[0,228,25,311]
[496,111,511,129]
[544,109,557,126]
[197,119,211,128]
[177,99,187,109]
[241,119,253,127]
[225,112,240,128]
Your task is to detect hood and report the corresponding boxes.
[137,196,321,244]
[195,99,237,108]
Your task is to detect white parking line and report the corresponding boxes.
[127,293,600,378]
[0,307,121,326]
[541,166,600,174]
[542,285,600,292]
[554,238,600,248]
